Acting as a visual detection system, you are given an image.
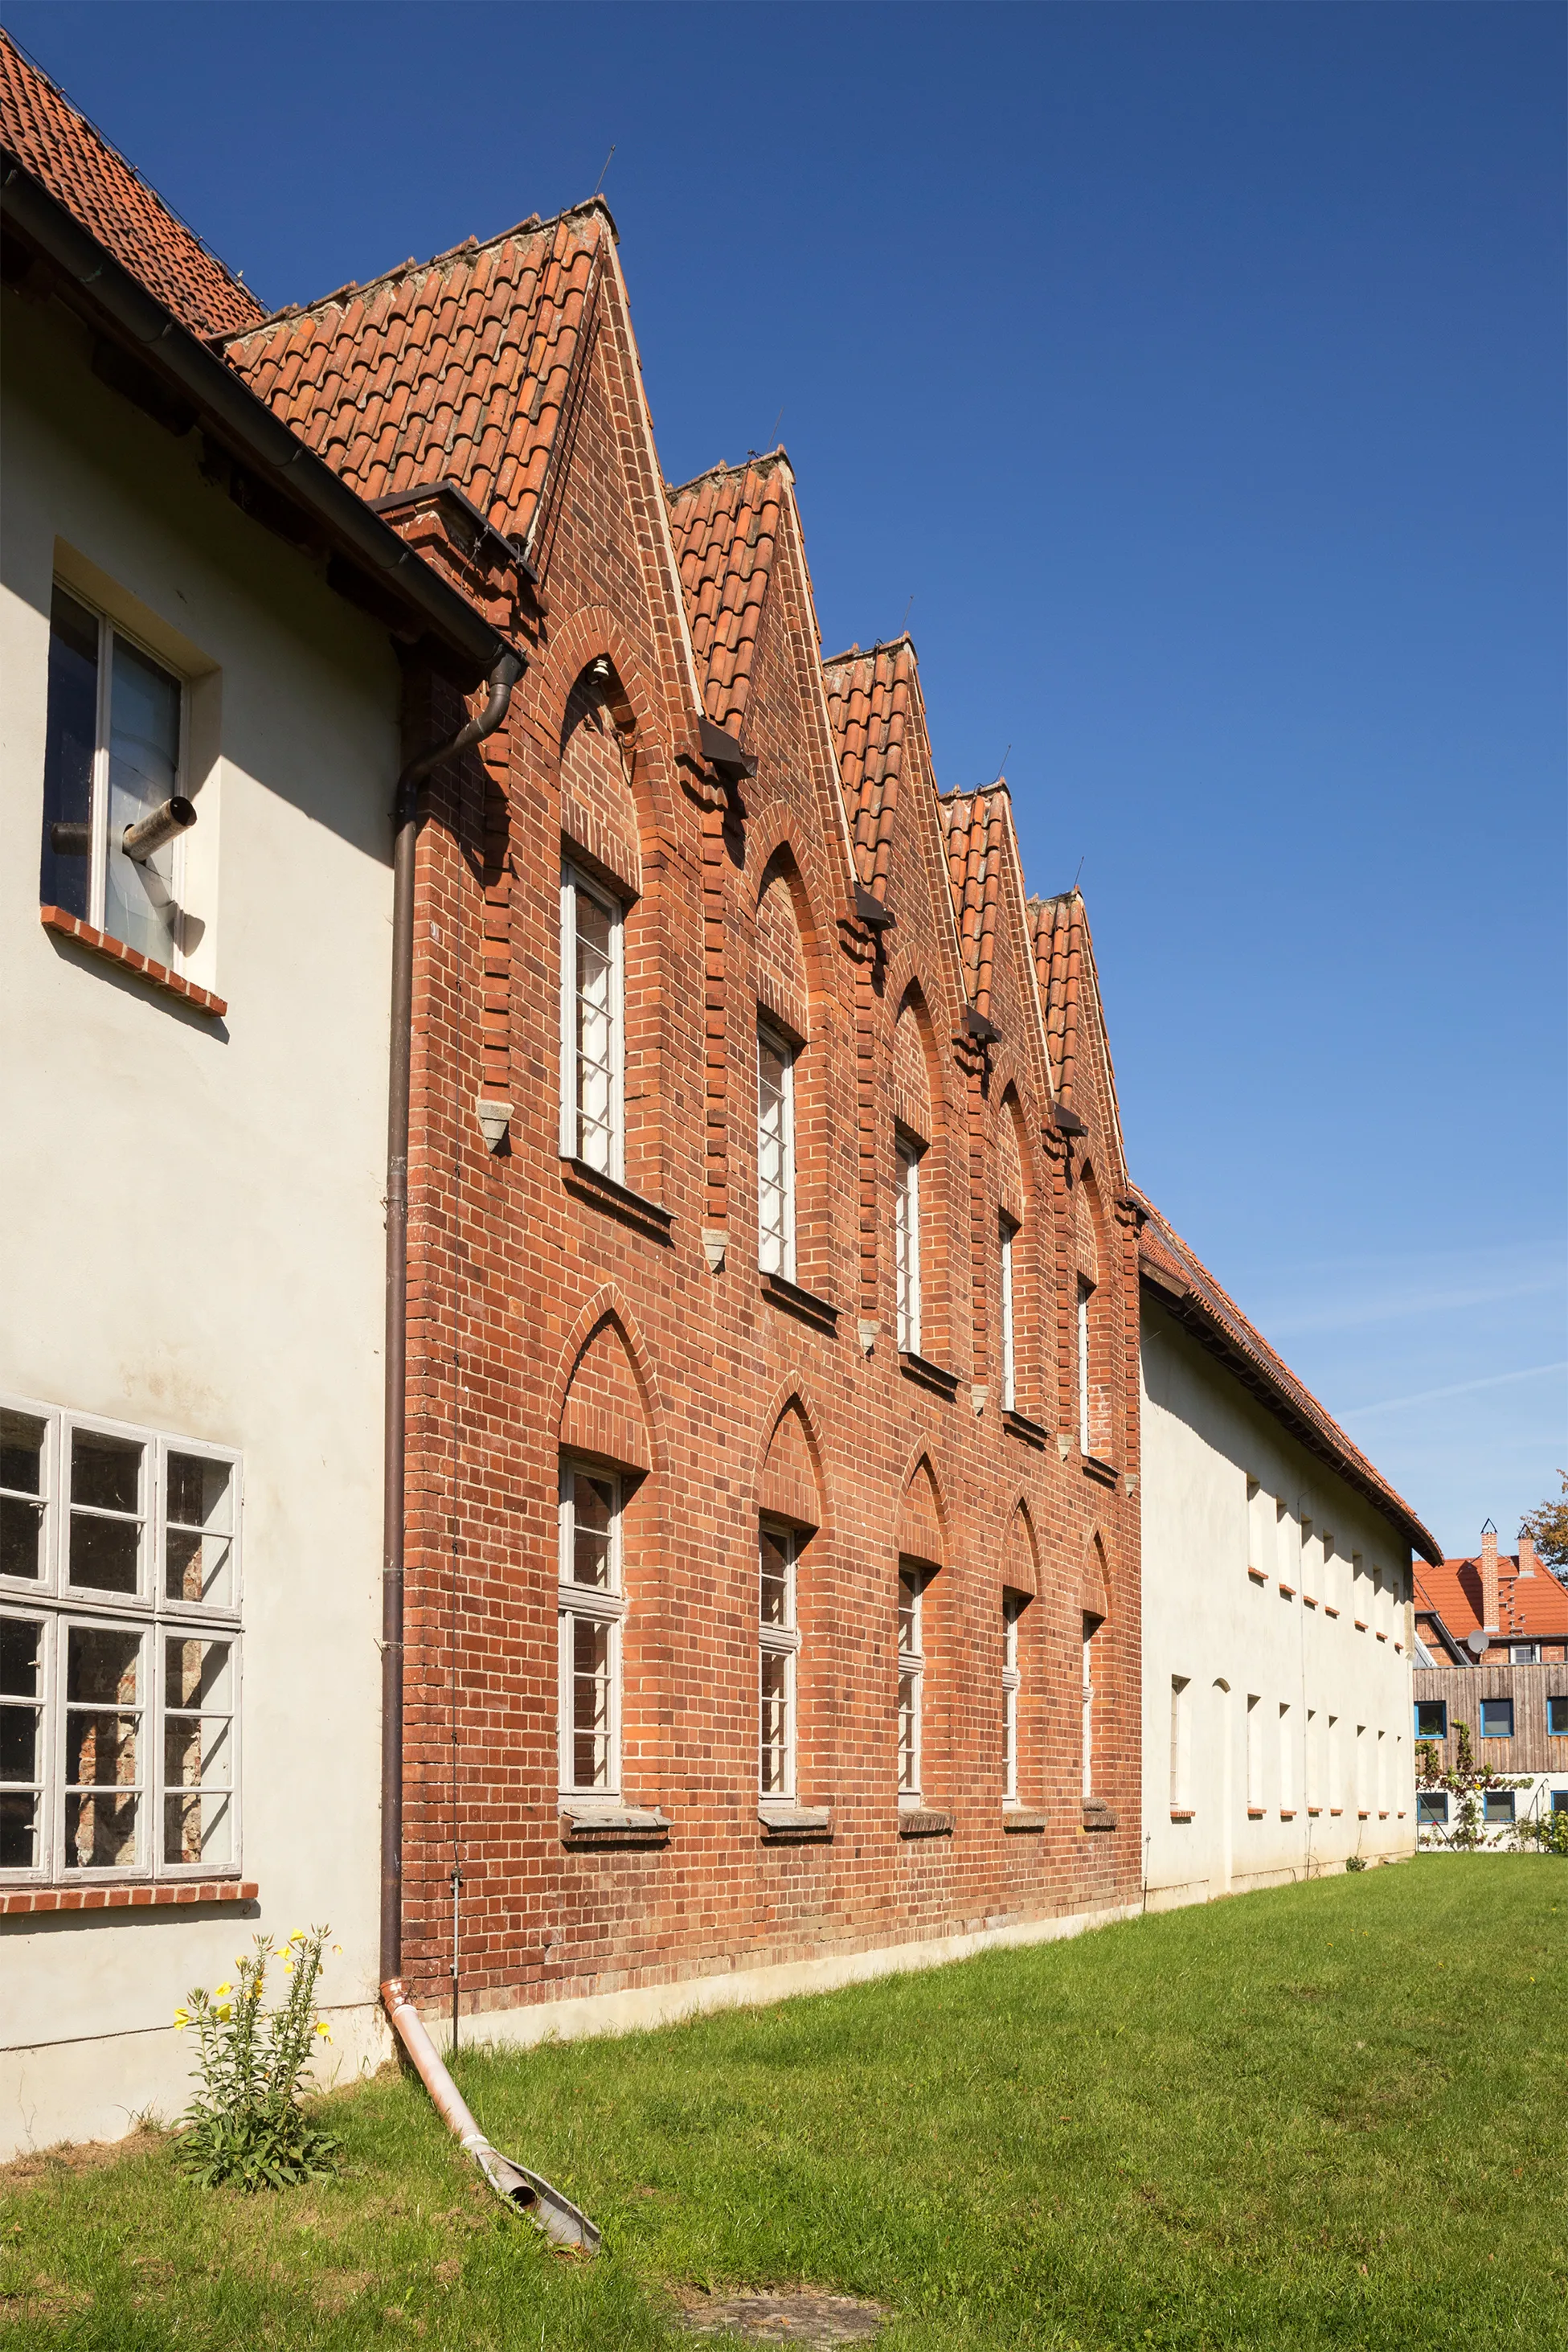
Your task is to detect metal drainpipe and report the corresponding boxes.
[375,652,602,2255]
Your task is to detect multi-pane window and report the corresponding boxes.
[557,1463,625,1800]
[559,865,624,1177]
[1509,1641,1540,1664]
[1001,1597,1023,1805]
[998,1214,1018,1412]
[39,584,187,967]
[895,1138,923,1355]
[1483,1790,1515,1826]
[759,1523,801,1801]
[897,1568,927,1801]
[1415,1699,1447,1741]
[0,1396,240,1881]
[757,1025,796,1279]
[1077,1280,1093,1455]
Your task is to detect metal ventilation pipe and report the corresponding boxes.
[122,795,197,862]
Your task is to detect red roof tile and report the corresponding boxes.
[1136,1190,1441,1563]
[1414,1556,1568,1643]
[1030,891,1088,1105]
[666,454,788,732]
[222,204,612,558]
[938,786,1010,1014]
[821,637,926,905]
[0,31,264,338]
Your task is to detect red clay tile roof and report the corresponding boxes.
[939,786,1010,1014]
[1030,891,1088,1105]
[1136,1190,1441,1564]
[221,204,611,558]
[821,637,926,904]
[666,454,788,733]
[0,30,263,338]
[1414,1556,1568,1643]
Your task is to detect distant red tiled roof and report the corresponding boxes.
[1136,1190,1441,1563]
[821,637,924,904]
[666,454,787,734]
[1414,1555,1568,1643]
[222,204,611,559]
[0,30,263,338]
[1030,892,1087,1105]
[939,786,1010,1014]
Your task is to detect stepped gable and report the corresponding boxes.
[939,784,1012,1018]
[1136,1190,1441,1564]
[222,202,612,556]
[0,30,263,338]
[821,636,927,906]
[666,453,788,734]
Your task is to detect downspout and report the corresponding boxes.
[377,652,602,2255]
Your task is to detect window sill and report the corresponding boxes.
[1324,1606,1341,1618]
[1002,1408,1050,1449]
[1080,1455,1118,1489]
[40,905,227,1018]
[898,1806,953,1838]
[1304,1596,1318,1609]
[1002,1809,1047,1832]
[560,1158,673,1244]
[1279,1809,1296,1821]
[1357,1810,1369,1820]
[759,1804,833,1842]
[1081,1801,1118,1832]
[1307,1806,1323,1817]
[1353,1620,1368,1632]
[759,1270,838,1335]
[899,1352,959,1402]
[1279,1584,1296,1600]
[1329,1808,1343,1816]
[2,1877,257,1918]
[559,1804,669,1846]
[1247,1806,1267,1819]
[1247,1567,1267,1585]
[1375,1631,1387,1642]
[1169,1808,1195,1823]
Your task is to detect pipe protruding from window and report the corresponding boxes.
[122,795,196,862]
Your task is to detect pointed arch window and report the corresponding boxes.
[895,1136,923,1355]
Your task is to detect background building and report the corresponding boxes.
[1412,1528,1568,1840]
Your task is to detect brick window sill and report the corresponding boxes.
[1082,1801,1118,1832]
[40,906,227,1018]
[2,1877,257,1918]
[899,1352,959,1403]
[1353,1620,1368,1632]
[1304,1596,1318,1609]
[1279,1584,1296,1600]
[898,1806,953,1838]
[1329,1808,1344,1816]
[1324,1606,1341,1618]
[1169,1808,1195,1823]
[1357,1810,1370,1820]
[759,1805,832,1842]
[1002,1408,1050,1450]
[559,1805,669,1846]
[1002,1809,1047,1832]
[1279,1809,1296,1821]
[559,1158,673,1244]
[759,1269,838,1335]
[1307,1806,1323,1817]
[1080,1455,1119,1489]
[1247,1567,1267,1585]
[1375,1631,1387,1642]
[1247,1806,1267,1819]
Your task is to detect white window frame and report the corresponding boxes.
[895,1136,923,1356]
[1169,1674,1191,1809]
[998,1212,1018,1412]
[756,1021,797,1280]
[898,1567,927,1804]
[1001,1596,1023,1805]
[556,1460,626,1804]
[41,585,190,967]
[0,1393,242,1884]
[1509,1641,1540,1665]
[1077,1278,1093,1455]
[758,1521,801,1803]
[559,863,625,1179]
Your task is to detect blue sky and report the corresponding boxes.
[12,1,1564,1555]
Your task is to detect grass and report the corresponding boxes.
[2,1858,1563,2350]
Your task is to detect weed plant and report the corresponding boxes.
[173,1927,342,2191]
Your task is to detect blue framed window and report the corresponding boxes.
[1480,1698,1513,1741]
[1551,1790,1568,1815]
[1548,1696,1568,1738]
[1482,1790,1515,1825]
[1414,1699,1447,1740]
[1416,1791,1448,1825]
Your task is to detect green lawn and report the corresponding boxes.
[2,1858,1563,2350]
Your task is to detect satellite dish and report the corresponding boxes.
[1465,1629,1489,1657]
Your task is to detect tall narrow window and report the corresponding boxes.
[897,1569,926,1801]
[998,1214,1018,1412]
[1077,1280,1092,1454]
[895,1138,923,1356]
[1306,1708,1320,1809]
[1081,1614,1098,1799]
[1001,1596,1022,1805]
[1279,1703,1293,1811]
[1246,1478,1267,1574]
[759,1523,800,1801]
[1328,1714,1341,1809]
[1376,1729,1388,1813]
[1354,1723,1368,1812]
[559,866,624,1177]
[756,1025,796,1279]
[40,585,187,967]
[1170,1675,1191,1810]
[1246,1694,1263,1808]
[557,1464,625,1801]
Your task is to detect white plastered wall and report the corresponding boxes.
[1140,1296,1417,1909]
[0,292,398,2154]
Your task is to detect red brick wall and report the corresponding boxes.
[395,312,1144,2025]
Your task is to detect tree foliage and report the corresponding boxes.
[1520,1468,1568,1572]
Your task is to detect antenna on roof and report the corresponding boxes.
[593,144,616,196]
[997,742,1012,782]
[771,408,784,445]
[901,594,915,633]
[1071,855,1085,891]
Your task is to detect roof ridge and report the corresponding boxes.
[821,631,916,670]
[0,24,262,322]
[666,446,793,501]
[219,194,616,343]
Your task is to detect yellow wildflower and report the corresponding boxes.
[333,1944,342,1957]
[214,2003,232,2022]
[213,1982,232,1998]
[314,2020,331,2041]
[289,1928,307,1946]
[173,2007,190,2031]
[282,1957,294,1973]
